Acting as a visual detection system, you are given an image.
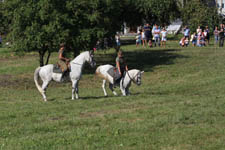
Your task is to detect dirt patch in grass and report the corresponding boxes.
[0,74,75,90]
[0,74,36,89]
[0,74,14,87]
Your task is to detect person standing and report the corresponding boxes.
[161,27,167,48]
[214,26,219,47]
[205,26,210,45]
[196,26,201,34]
[115,33,121,50]
[190,32,197,47]
[153,25,161,47]
[144,23,152,47]
[141,29,146,48]
[219,28,224,47]
[184,26,190,39]
[136,33,141,47]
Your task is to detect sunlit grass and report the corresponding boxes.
[1,39,225,150]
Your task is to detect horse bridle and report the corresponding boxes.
[126,71,141,85]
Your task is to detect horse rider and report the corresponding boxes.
[115,50,128,85]
[58,43,70,79]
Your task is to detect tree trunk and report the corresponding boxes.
[45,51,51,65]
[39,49,47,67]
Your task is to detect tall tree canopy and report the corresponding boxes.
[1,0,180,66]
[2,0,125,66]
[136,0,180,26]
[181,0,220,32]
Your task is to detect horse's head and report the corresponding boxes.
[86,50,96,68]
[130,70,144,86]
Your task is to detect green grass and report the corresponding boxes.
[1,40,225,150]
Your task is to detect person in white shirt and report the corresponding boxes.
[141,29,146,47]
[160,28,167,48]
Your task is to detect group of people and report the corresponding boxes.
[136,23,167,48]
[179,24,225,48]
[179,26,210,47]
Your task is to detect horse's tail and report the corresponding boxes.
[34,67,44,94]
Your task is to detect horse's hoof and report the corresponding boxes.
[113,92,118,96]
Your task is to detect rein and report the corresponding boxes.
[126,71,139,84]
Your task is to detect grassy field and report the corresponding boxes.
[1,40,225,150]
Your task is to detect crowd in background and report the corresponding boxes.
[135,23,167,48]
[132,23,225,49]
[180,25,210,47]
[180,24,225,48]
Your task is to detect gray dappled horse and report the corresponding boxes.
[96,64,144,96]
[34,51,96,101]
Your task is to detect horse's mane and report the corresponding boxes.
[71,51,89,63]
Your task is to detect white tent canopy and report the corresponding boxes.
[166,19,183,34]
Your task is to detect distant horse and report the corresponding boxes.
[34,51,96,101]
[96,64,144,96]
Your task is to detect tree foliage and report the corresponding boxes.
[181,0,220,32]
[1,0,180,66]
[135,0,180,26]
[2,0,126,66]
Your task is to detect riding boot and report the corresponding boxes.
[113,77,121,88]
[61,70,67,82]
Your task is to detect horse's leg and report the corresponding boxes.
[72,80,79,100]
[102,79,108,96]
[41,81,49,101]
[106,74,114,85]
[109,83,118,96]
[120,80,126,96]
[126,88,130,96]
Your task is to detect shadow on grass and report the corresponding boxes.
[65,96,109,100]
[84,48,187,73]
[126,49,186,72]
[64,92,142,100]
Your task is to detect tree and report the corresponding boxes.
[135,0,180,26]
[65,0,124,56]
[181,0,220,33]
[4,0,125,66]
[4,0,69,66]
[3,0,180,67]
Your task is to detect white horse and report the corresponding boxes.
[96,64,144,96]
[34,51,96,101]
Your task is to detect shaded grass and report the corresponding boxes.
[1,41,225,149]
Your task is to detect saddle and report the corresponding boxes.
[53,64,63,73]
[53,63,71,74]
